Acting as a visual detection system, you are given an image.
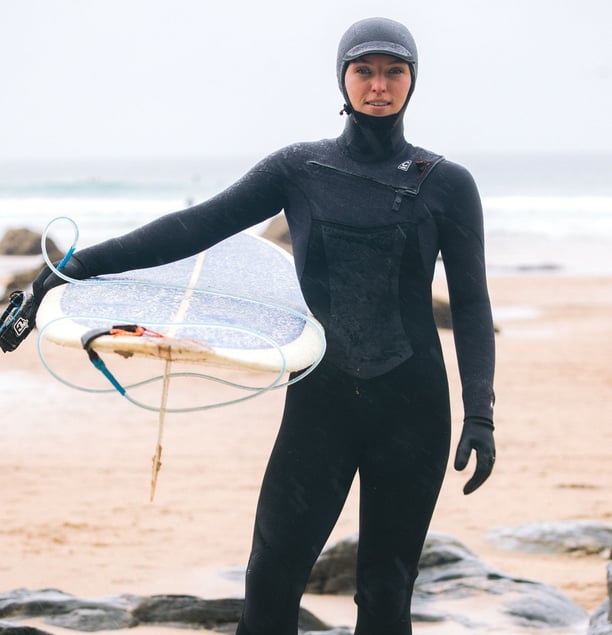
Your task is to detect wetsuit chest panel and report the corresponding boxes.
[303,221,415,378]
[305,161,419,224]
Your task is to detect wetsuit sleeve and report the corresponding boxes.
[435,160,495,421]
[71,157,288,276]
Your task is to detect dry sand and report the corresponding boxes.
[1,273,611,634]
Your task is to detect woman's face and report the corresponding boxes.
[344,54,412,117]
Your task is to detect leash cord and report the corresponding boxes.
[36,216,326,413]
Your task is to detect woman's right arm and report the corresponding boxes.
[34,159,288,296]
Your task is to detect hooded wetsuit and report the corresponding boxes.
[64,130,494,634]
[45,17,495,635]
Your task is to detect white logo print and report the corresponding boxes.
[13,317,29,336]
[397,160,412,171]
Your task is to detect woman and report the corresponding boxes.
[31,17,495,635]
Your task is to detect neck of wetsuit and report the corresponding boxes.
[340,111,408,162]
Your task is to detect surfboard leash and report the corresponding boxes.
[80,324,165,396]
[35,216,326,501]
[37,216,326,407]
[81,323,171,502]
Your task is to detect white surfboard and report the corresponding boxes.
[36,232,325,373]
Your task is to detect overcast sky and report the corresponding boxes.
[1,0,610,161]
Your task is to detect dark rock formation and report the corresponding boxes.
[306,531,588,631]
[0,589,328,633]
[0,228,65,302]
[0,624,55,635]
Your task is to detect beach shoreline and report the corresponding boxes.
[1,272,611,633]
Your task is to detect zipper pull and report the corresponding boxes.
[392,187,417,212]
[392,192,404,212]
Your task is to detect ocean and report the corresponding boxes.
[1,153,611,276]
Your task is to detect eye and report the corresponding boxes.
[387,66,407,75]
[354,65,372,75]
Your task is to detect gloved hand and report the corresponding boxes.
[454,416,496,495]
[32,255,88,300]
[0,255,88,353]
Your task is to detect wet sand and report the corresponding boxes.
[1,273,611,633]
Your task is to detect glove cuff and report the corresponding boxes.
[464,415,495,430]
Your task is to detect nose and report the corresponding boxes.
[370,72,387,93]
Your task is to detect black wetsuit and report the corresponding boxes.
[64,113,495,634]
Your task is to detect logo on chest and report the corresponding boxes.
[397,160,412,172]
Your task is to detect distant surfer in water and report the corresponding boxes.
[26,16,495,635]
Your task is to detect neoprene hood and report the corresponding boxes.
[336,17,418,95]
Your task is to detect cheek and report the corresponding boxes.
[344,75,363,103]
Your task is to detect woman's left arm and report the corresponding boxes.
[436,161,496,494]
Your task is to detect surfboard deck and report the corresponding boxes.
[36,232,325,373]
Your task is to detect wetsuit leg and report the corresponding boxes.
[236,363,363,635]
[352,356,451,635]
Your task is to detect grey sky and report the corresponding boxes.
[1,0,610,160]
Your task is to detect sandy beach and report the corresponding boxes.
[1,272,611,634]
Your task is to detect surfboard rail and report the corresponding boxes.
[36,232,326,373]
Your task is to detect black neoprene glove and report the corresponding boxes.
[32,255,89,300]
[0,256,90,353]
[454,416,496,495]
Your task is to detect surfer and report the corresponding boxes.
[25,16,495,635]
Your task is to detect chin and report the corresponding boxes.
[364,109,396,117]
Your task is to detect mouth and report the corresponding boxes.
[366,101,392,107]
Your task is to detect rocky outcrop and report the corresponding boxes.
[587,563,612,635]
[2,530,605,632]
[306,531,588,631]
[0,625,55,635]
[488,520,612,556]
[589,598,612,635]
[489,521,612,634]
[0,228,64,302]
[0,228,61,258]
[0,528,601,633]
[0,590,328,633]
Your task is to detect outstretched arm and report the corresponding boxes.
[4,160,287,352]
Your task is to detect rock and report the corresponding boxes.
[586,562,612,634]
[0,589,82,617]
[306,534,358,594]
[133,594,328,632]
[0,590,329,633]
[307,531,588,631]
[0,530,598,633]
[0,590,140,632]
[0,228,61,258]
[1,269,37,302]
[0,624,55,635]
[504,585,588,628]
[589,598,612,635]
[132,595,244,628]
[432,297,453,329]
[488,520,612,556]
[0,228,65,302]
[46,606,137,631]
[609,561,612,616]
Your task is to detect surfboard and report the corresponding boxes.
[36,232,325,373]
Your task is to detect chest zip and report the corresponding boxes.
[392,187,417,212]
